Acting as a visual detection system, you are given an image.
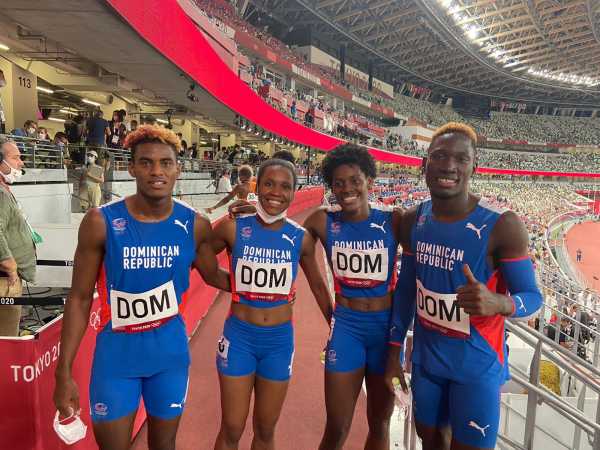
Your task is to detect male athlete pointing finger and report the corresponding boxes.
[385,122,542,450]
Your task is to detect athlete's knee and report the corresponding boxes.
[252,421,276,444]
[219,420,246,445]
[148,437,176,450]
[322,416,352,444]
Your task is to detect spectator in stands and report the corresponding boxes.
[215,168,232,194]
[37,127,50,141]
[79,150,104,211]
[108,110,127,149]
[0,136,36,336]
[546,316,573,349]
[85,109,110,148]
[11,120,37,138]
[290,100,297,119]
[53,132,69,165]
[129,119,138,132]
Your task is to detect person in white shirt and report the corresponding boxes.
[216,169,232,194]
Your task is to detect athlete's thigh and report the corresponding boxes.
[448,379,501,450]
[324,367,365,425]
[147,415,183,450]
[141,365,190,420]
[90,367,142,424]
[412,364,450,448]
[216,318,258,378]
[252,375,290,428]
[364,373,394,425]
[325,315,367,374]
[218,372,255,428]
[92,412,137,450]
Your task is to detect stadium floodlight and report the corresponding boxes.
[440,0,454,8]
[48,117,66,123]
[82,98,101,106]
[0,43,9,51]
[465,26,480,40]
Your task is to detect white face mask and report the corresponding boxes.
[1,160,24,184]
[87,156,96,164]
[255,197,287,224]
[53,409,87,445]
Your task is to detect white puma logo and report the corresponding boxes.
[170,377,189,409]
[466,222,487,240]
[468,420,490,437]
[174,219,189,234]
[514,295,526,311]
[369,221,386,233]
[282,233,297,247]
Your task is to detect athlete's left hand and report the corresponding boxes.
[456,264,512,316]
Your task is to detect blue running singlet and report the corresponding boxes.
[229,215,305,308]
[411,198,510,384]
[325,205,398,298]
[90,198,196,422]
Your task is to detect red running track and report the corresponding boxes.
[565,221,600,292]
[132,209,371,449]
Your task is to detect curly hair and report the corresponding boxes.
[431,122,478,149]
[123,124,181,159]
[238,164,254,179]
[321,144,376,188]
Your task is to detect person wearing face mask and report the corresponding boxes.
[0,136,36,336]
[79,150,104,211]
[210,158,333,450]
[11,119,37,138]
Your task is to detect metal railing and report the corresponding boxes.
[2,133,232,174]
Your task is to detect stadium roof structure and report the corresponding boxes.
[247,0,600,107]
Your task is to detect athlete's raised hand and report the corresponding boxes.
[457,264,512,316]
[53,375,80,419]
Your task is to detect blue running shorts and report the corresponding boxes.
[216,315,294,381]
[325,304,391,375]
[411,363,501,449]
[90,364,189,422]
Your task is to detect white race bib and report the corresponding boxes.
[331,245,388,287]
[235,259,292,298]
[416,279,470,338]
[110,280,178,332]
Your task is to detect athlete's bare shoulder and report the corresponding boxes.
[79,207,106,247]
[492,210,528,259]
[398,206,418,248]
[303,206,328,239]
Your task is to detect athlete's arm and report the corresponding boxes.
[193,213,230,291]
[54,208,106,418]
[210,215,235,255]
[299,231,333,324]
[302,206,328,245]
[456,211,542,318]
[206,186,238,213]
[385,207,416,393]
